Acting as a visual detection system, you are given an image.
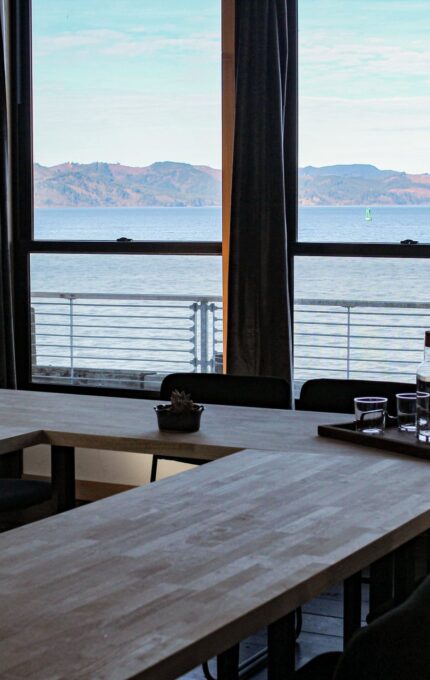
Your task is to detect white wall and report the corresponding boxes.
[24,445,194,486]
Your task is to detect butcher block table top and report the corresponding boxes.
[1,444,430,680]
[0,388,351,461]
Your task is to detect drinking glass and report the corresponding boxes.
[416,392,430,443]
[396,393,418,432]
[354,397,387,434]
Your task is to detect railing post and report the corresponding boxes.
[346,305,351,379]
[30,306,37,369]
[200,300,209,373]
[209,302,216,372]
[191,302,198,371]
[69,296,75,381]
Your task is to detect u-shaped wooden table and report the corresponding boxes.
[0,389,430,680]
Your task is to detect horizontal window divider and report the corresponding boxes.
[19,240,222,256]
[292,242,430,258]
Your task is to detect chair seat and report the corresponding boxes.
[0,479,52,512]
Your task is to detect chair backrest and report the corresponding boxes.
[297,378,414,416]
[333,576,430,680]
[159,373,292,409]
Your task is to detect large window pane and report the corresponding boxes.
[30,255,222,390]
[32,1,221,240]
[294,257,430,383]
[299,1,430,242]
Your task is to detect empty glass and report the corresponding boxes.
[416,392,430,443]
[396,393,418,432]
[354,397,387,434]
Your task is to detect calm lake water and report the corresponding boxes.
[31,206,430,384]
[33,205,430,301]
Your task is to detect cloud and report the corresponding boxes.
[300,34,430,79]
[34,28,220,59]
[299,96,430,173]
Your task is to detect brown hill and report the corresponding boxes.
[299,165,430,206]
[34,161,222,208]
[34,162,430,208]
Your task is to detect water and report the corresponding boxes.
[31,206,430,383]
[299,206,430,245]
[31,207,430,302]
[33,205,430,301]
[33,207,222,297]
[35,206,222,243]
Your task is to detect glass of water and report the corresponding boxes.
[354,397,387,434]
[396,393,418,432]
[416,392,430,443]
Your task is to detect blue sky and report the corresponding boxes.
[33,1,429,172]
[299,0,430,173]
[32,0,221,168]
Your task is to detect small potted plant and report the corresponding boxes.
[155,389,204,432]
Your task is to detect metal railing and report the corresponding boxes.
[294,299,430,383]
[31,292,223,390]
[31,293,429,389]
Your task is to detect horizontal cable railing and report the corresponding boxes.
[31,293,427,389]
[31,292,223,391]
[294,298,429,383]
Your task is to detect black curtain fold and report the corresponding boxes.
[227,0,293,396]
[0,0,17,389]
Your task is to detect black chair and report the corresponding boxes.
[297,378,414,416]
[0,478,53,530]
[0,449,53,532]
[294,575,430,680]
[151,372,292,482]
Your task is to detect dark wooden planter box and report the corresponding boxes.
[155,405,204,432]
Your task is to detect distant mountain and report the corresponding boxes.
[34,161,222,208]
[34,161,430,208]
[299,165,430,206]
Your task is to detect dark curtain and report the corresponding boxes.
[227,0,293,394]
[0,0,17,389]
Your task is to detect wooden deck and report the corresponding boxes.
[182,583,369,679]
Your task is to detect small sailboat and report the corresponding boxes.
[365,207,372,222]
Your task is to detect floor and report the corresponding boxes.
[181,582,369,679]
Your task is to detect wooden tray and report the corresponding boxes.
[318,419,430,461]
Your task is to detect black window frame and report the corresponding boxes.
[11,0,222,399]
[11,0,430,397]
[289,0,430,376]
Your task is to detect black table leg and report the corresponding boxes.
[217,644,240,680]
[343,572,361,648]
[369,554,393,615]
[394,539,417,603]
[51,445,76,512]
[268,611,295,679]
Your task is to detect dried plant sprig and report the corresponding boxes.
[169,389,196,413]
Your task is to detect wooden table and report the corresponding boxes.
[1,444,430,679]
[0,389,352,511]
[0,389,346,460]
[1,390,430,679]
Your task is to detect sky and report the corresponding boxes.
[33,0,429,173]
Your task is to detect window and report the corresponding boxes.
[298,0,430,244]
[294,0,430,384]
[14,0,224,394]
